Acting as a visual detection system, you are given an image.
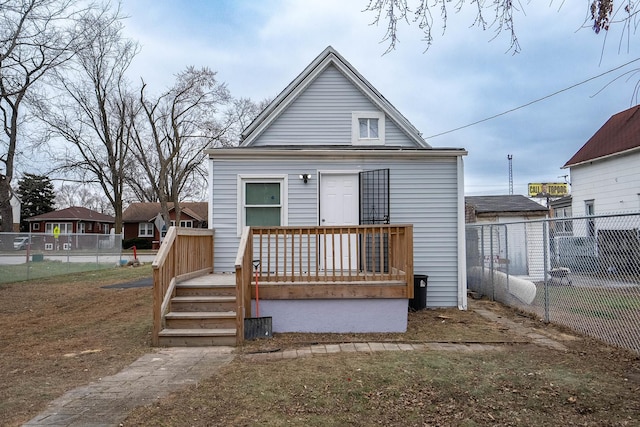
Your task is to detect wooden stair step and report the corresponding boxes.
[165,311,236,319]
[170,295,237,312]
[171,296,236,303]
[164,311,237,329]
[159,328,236,337]
[175,283,236,296]
[158,328,237,347]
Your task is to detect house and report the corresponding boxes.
[563,105,640,216]
[204,46,468,334]
[122,202,208,247]
[24,206,115,251]
[26,206,114,235]
[465,195,548,277]
[561,105,640,273]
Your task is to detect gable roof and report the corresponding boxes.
[122,202,208,223]
[564,105,640,168]
[26,206,114,223]
[466,195,548,215]
[240,46,430,149]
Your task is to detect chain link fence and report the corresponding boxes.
[0,232,124,284]
[467,213,640,355]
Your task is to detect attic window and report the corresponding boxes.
[352,112,385,145]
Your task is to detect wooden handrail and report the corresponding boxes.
[152,227,215,346]
[234,227,252,346]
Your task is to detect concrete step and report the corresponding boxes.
[170,295,236,312]
[157,328,237,347]
[164,311,237,329]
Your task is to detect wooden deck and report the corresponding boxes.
[153,225,414,346]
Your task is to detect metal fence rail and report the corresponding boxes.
[467,213,640,355]
[0,232,123,284]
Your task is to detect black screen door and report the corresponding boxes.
[359,169,390,272]
[359,169,390,225]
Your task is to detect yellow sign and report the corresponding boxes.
[53,225,60,239]
[528,183,569,198]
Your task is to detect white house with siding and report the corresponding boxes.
[206,47,467,333]
[563,105,640,217]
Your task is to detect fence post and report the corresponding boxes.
[543,221,550,323]
[503,224,509,293]
[480,226,485,275]
[489,225,495,300]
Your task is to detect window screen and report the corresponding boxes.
[245,182,281,226]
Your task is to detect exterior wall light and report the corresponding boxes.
[299,173,311,183]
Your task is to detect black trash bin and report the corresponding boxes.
[409,274,428,311]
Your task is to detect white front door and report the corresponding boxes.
[320,173,359,270]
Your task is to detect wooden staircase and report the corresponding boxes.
[157,275,238,347]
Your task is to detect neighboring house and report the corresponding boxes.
[205,46,468,333]
[122,202,208,245]
[561,105,640,273]
[466,195,548,277]
[26,206,114,235]
[563,105,640,216]
[24,206,115,251]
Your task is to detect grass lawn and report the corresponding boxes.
[1,267,640,426]
[0,260,119,284]
[126,348,640,426]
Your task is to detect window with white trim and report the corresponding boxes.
[32,223,40,231]
[352,111,385,145]
[238,176,287,234]
[139,222,154,237]
[45,222,72,234]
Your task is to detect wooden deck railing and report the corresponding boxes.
[251,225,413,283]
[234,225,414,327]
[152,227,215,346]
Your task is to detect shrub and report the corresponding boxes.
[122,238,152,250]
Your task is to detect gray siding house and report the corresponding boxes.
[206,47,467,332]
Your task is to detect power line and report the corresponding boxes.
[425,57,640,140]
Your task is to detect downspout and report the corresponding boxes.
[457,156,468,310]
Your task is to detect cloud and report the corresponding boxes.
[117,1,640,196]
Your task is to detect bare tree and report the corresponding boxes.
[130,67,232,227]
[56,181,113,214]
[364,0,639,54]
[36,5,138,233]
[224,97,271,147]
[0,0,90,231]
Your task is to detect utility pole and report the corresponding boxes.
[508,154,513,195]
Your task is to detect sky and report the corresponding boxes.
[119,0,640,197]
